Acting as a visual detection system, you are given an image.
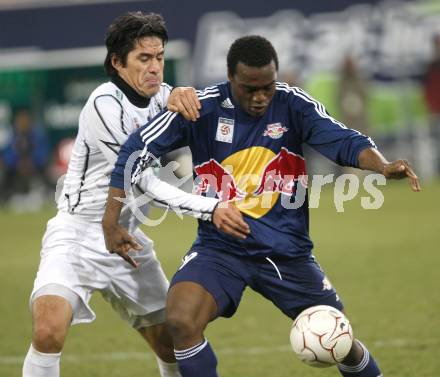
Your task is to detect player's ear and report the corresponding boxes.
[111,54,123,72]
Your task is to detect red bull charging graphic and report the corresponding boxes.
[194,146,307,218]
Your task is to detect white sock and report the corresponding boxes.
[23,344,61,377]
[155,355,182,377]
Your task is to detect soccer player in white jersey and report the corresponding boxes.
[22,12,248,377]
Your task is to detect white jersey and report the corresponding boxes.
[57,79,217,228]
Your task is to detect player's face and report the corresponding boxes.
[113,36,164,98]
[228,60,277,117]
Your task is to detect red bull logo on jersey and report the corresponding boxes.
[193,146,307,218]
[253,147,307,196]
[263,123,289,139]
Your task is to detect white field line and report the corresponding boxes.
[0,339,437,365]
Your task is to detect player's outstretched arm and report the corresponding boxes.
[134,168,250,237]
[103,180,250,267]
[102,187,142,268]
[167,87,201,121]
[358,147,421,192]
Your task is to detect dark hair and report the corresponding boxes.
[227,35,279,76]
[104,12,168,76]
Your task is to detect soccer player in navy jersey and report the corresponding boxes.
[104,36,420,377]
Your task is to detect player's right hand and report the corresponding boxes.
[167,87,201,121]
[212,201,250,240]
[102,222,142,268]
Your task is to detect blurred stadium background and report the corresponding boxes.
[0,0,439,376]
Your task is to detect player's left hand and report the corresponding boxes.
[212,201,250,239]
[382,159,421,192]
[167,87,201,121]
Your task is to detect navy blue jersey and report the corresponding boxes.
[111,82,375,258]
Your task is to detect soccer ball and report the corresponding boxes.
[290,305,353,368]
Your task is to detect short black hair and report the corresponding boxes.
[104,12,168,76]
[227,35,279,76]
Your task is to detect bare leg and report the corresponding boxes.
[138,323,175,363]
[166,282,219,377]
[138,322,181,377]
[23,295,72,377]
[31,295,72,353]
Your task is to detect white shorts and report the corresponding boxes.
[30,211,169,327]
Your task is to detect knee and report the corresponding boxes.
[31,295,72,353]
[165,282,217,343]
[166,311,203,340]
[32,320,66,353]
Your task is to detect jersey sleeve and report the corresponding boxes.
[133,168,218,221]
[87,94,130,166]
[291,87,376,167]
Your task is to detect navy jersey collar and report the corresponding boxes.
[111,75,151,108]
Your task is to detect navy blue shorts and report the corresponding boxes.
[171,249,343,319]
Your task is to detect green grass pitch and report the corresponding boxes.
[1,181,439,376]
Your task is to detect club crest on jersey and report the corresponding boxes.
[216,117,234,143]
[115,89,124,101]
[263,123,288,139]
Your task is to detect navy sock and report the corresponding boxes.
[338,341,382,377]
[174,339,218,377]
